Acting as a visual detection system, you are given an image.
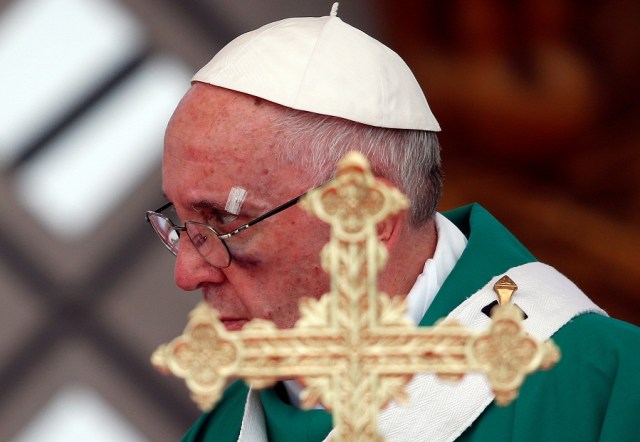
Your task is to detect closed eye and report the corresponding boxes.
[190,231,209,248]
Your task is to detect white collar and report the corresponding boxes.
[405,213,468,324]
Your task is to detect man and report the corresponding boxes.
[147,4,640,441]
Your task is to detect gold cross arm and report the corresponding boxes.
[152,152,560,441]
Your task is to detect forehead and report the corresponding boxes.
[162,84,309,207]
[166,84,281,158]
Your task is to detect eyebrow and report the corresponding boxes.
[191,199,227,212]
[161,192,225,210]
[162,186,272,216]
[161,192,266,216]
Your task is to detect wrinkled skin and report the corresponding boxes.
[163,83,331,330]
[162,83,436,331]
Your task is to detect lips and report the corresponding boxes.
[202,290,249,330]
[220,319,248,331]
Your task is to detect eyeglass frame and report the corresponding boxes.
[145,186,318,268]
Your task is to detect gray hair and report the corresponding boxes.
[275,109,443,227]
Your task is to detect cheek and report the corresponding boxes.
[278,238,331,303]
[228,235,332,329]
[274,226,328,270]
[264,264,330,329]
[260,209,326,247]
[262,230,331,293]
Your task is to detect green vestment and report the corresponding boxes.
[182,204,640,442]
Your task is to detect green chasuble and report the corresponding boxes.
[182,203,640,442]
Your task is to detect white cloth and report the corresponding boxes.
[238,389,268,442]
[373,262,606,442]
[405,213,468,324]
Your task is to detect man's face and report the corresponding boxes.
[162,83,331,330]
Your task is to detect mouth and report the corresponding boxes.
[202,291,248,331]
[220,319,248,331]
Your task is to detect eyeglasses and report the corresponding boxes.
[146,190,308,268]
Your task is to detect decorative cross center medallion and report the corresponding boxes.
[152,152,560,441]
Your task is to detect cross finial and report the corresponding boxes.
[152,152,560,441]
[494,275,518,305]
[330,2,339,17]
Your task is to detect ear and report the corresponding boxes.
[374,177,407,250]
[377,213,403,250]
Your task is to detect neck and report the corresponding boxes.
[379,218,438,296]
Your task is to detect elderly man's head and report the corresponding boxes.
[158,10,442,329]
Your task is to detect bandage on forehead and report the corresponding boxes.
[191,4,440,131]
[225,186,247,215]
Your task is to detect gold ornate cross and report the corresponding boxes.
[152,152,559,441]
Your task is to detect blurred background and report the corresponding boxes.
[0,0,638,440]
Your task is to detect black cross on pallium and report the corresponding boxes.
[152,152,560,442]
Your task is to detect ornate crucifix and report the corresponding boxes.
[152,152,559,441]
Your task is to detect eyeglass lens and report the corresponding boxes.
[184,223,231,267]
[147,212,231,268]
[148,213,180,254]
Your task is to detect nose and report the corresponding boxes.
[174,236,226,291]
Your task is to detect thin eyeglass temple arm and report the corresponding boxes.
[226,179,334,237]
[147,195,301,236]
[248,194,305,226]
[152,191,302,223]
[221,193,305,238]
[151,201,173,214]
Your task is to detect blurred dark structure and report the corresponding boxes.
[379,0,640,324]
